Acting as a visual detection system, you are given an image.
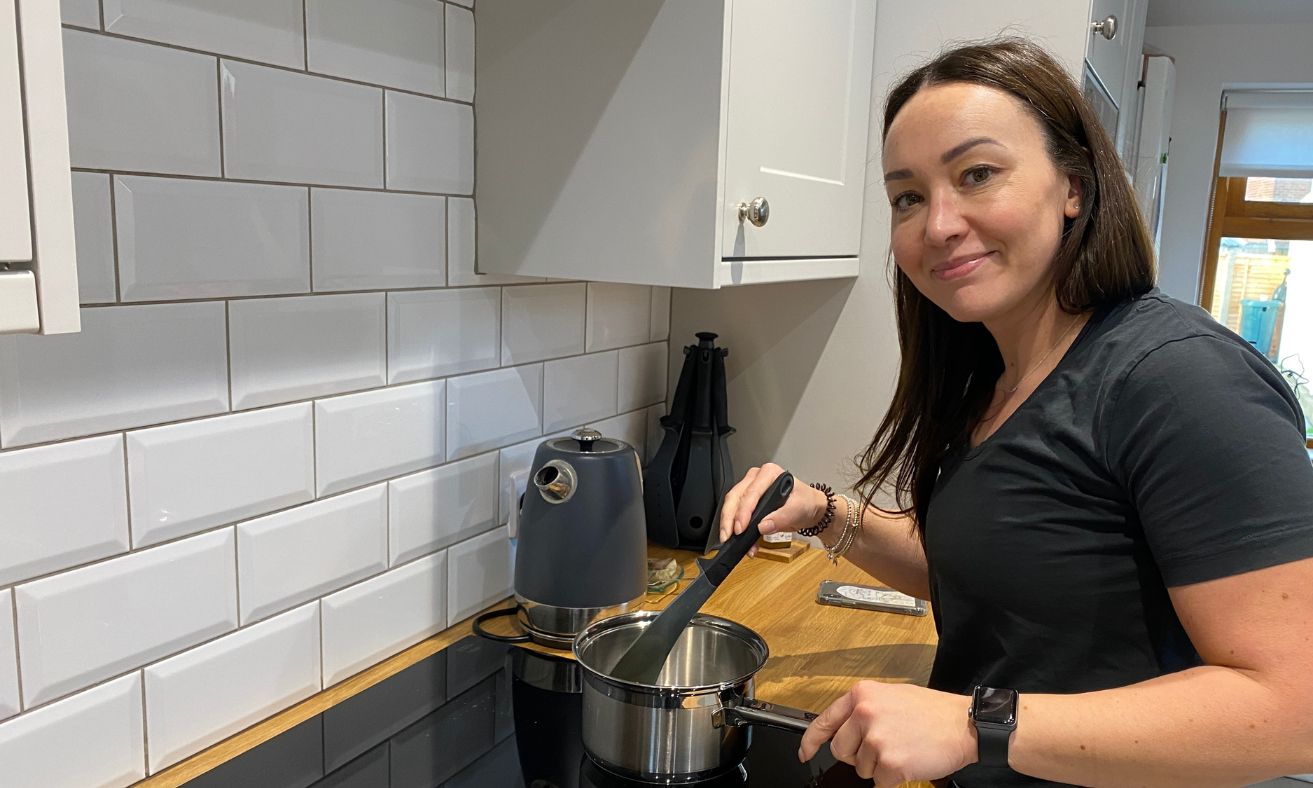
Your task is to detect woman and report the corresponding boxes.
[719,38,1313,788]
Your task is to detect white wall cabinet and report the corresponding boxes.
[0,0,79,335]
[475,0,876,289]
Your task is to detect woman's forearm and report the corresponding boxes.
[819,496,932,600]
[1011,665,1313,787]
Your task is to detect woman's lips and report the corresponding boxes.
[931,252,990,281]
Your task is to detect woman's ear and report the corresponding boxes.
[1064,174,1084,219]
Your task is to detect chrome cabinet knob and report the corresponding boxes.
[737,197,770,227]
[1091,15,1118,41]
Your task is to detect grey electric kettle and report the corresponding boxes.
[511,427,648,647]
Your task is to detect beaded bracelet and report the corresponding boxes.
[797,482,836,537]
[825,494,861,564]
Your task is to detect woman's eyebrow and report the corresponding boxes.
[884,136,1006,183]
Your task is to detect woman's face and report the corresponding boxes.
[882,82,1082,325]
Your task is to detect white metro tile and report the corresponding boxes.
[315,380,446,496]
[445,4,474,102]
[14,530,237,707]
[0,675,145,788]
[542,352,618,434]
[389,452,498,566]
[104,0,305,69]
[221,60,383,187]
[320,551,446,686]
[306,0,444,96]
[1,590,16,721]
[230,293,386,410]
[587,283,652,352]
[388,288,499,384]
[115,176,309,301]
[594,410,648,458]
[446,197,540,286]
[127,405,315,548]
[61,0,100,27]
[0,302,228,447]
[451,0,473,7]
[62,29,219,175]
[237,486,387,624]
[70,172,116,304]
[650,287,671,341]
[446,365,543,461]
[144,603,320,772]
[0,435,129,588]
[385,92,472,194]
[501,283,586,365]
[447,526,511,623]
[311,190,445,291]
[618,342,669,413]
[646,404,666,463]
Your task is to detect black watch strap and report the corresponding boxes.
[976,723,1011,767]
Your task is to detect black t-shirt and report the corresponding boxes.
[926,290,1313,787]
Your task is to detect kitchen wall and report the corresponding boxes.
[0,1,669,783]
[1144,21,1313,302]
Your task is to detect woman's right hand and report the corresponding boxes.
[718,463,829,548]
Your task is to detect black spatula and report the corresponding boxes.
[608,472,795,684]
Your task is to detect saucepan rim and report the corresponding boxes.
[572,610,769,692]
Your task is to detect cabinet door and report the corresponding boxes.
[720,0,875,260]
[1085,0,1129,106]
[1,0,32,262]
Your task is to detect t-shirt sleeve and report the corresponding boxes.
[1104,334,1313,587]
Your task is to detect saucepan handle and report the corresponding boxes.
[718,698,818,734]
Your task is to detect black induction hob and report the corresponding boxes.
[182,635,873,788]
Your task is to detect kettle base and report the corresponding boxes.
[516,595,646,649]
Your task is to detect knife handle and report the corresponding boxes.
[703,472,794,587]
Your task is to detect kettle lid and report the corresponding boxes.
[544,426,630,455]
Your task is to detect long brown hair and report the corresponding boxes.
[856,37,1155,538]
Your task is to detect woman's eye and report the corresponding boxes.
[964,166,994,185]
[891,192,921,211]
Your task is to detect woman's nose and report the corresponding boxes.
[924,191,968,246]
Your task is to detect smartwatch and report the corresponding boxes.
[969,685,1018,767]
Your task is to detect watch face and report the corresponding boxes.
[973,686,1017,725]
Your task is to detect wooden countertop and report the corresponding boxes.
[140,544,938,788]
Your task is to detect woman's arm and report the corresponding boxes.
[819,494,932,601]
[719,463,931,599]
[798,555,1313,787]
[1008,555,1313,787]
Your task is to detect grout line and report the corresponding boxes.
[381,90,388,190]
[139,669,150,775]
[0,338,666,458]
[316,600,324,694]
[301,0,309,72]
[10,589,25,711]
[96,0,104,30]
[67,165,469,200]
[108,174,122,303]
[63,27,472,108]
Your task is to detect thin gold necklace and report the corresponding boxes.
[1002,313,1083,394]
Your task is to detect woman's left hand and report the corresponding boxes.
[798,680,978,784]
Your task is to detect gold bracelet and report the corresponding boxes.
[826,494,861,564]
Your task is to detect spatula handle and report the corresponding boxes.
[702,472,794,587]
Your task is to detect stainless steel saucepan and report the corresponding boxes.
[573,610,819,782]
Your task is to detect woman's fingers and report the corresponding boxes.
[718,466,762,542]
[798,690,853,762]
[734,463,785,532]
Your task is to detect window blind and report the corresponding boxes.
[1219,90,1313,179]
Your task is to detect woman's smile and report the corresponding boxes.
[931,251,993,281]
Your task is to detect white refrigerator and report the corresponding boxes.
[1130,55,1176,256]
